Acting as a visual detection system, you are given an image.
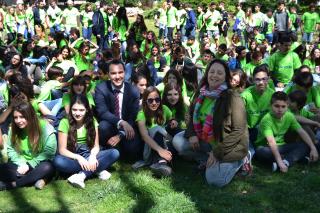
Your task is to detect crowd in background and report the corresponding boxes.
[0,0,319,190]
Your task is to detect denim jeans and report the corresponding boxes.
[255,142,309,166]
[265,33,273,44]
[159,23,167,39]
[172,131,212,163]
[42,98,62,116]
[54,147,120,178]
[303,32,314,43]
[167,27,174,43]
[50,24,61,35]
[205,159,243,187]
[82,27,92,41]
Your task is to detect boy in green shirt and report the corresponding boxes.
[302,4,319,44]
[255,92,319,172]
[268,36,301,88]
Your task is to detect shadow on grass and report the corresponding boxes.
[118,166,155,213]
[8,188,40,213]
[50,181,71,213]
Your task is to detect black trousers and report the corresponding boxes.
[0,161,55,187]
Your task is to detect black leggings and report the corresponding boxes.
[0,161,55,187]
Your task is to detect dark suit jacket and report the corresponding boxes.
[94,81,140,127]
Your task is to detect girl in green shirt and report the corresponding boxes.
[136,86,175,177]
[0,101,57,191]
[162,83,187,135]
[71,40,98,73]
[5,6,17,44]
[54,94,119,188]
[112,7,129,59]
[303,47,320,73]
[62,76,95,114]
[140,31,159,59]
[129,14,147,47]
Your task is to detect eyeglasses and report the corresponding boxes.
[254,77,268,83]
[147,97,161,104]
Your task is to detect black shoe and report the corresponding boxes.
[0,181,8,191]
[150,162,172,177]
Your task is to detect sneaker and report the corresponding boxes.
[98,170,111,181]
[132,160,148,170]
[150,162,172,177]
[67,173,86,189]
[34,179,46,190]
[272,162,278,172]
[283,159,290,167]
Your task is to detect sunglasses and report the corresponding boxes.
[147,97,161,104]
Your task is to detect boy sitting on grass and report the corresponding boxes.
[287,90,320,144]
[255,91,319,172]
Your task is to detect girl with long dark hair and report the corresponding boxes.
[136,86,175,177]
[0,101,57,190]
[54,94,119,188]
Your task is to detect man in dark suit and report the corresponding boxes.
[95,59,142,160]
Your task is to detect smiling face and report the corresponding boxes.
[61,48,69,59]
[108,64,125,89]
[11,54,21,66]
[147,91,161,112]
[13,111,28,129]
[71,102,87,123]
[166,89,179,106]
[230,74,240,88]
[207,62,226,90]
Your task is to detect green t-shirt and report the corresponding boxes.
[255,33,265,44]
[112,17,127,42]
[100,9,108,34]
[284,84,320,107]
[58,118,98,144]
[166,6,177,28]
[302,12,319,33]
[37,80,62,101]
[255,111,301,147]
[136,105,172,129]
[303,59,316,72]
[73,52,94,72]
[158,8,167,25]
[62,93,95,108]
[62,7,79,29]
[81,10,93,28]
[19,119,50,160]
[268,51,301,84]
[289,13,297,31]
[241,86,275,128]
[266,17,275,34]
[244,61,262,77]
[205,10,221,31]
[311,85,320,108]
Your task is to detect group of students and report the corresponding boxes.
[0,0,319,191]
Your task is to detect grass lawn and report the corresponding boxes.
[0,158,320,213]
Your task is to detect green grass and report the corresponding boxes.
[1,159,320,213]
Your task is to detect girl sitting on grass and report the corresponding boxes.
[54,94,119,189]
[136,86,176,177]
[0,101,57,190]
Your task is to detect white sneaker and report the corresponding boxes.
[98,170,111,181]
[67,173,86,189]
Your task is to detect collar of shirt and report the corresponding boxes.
[111,83,124,94]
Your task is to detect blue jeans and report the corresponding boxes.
[265,33,273,44]
[82,27,92,41]
[303,32,314,43]
[42,98,62,116]
[54,148,120,177]
[159,23,167,39]
[50,24,61,35]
